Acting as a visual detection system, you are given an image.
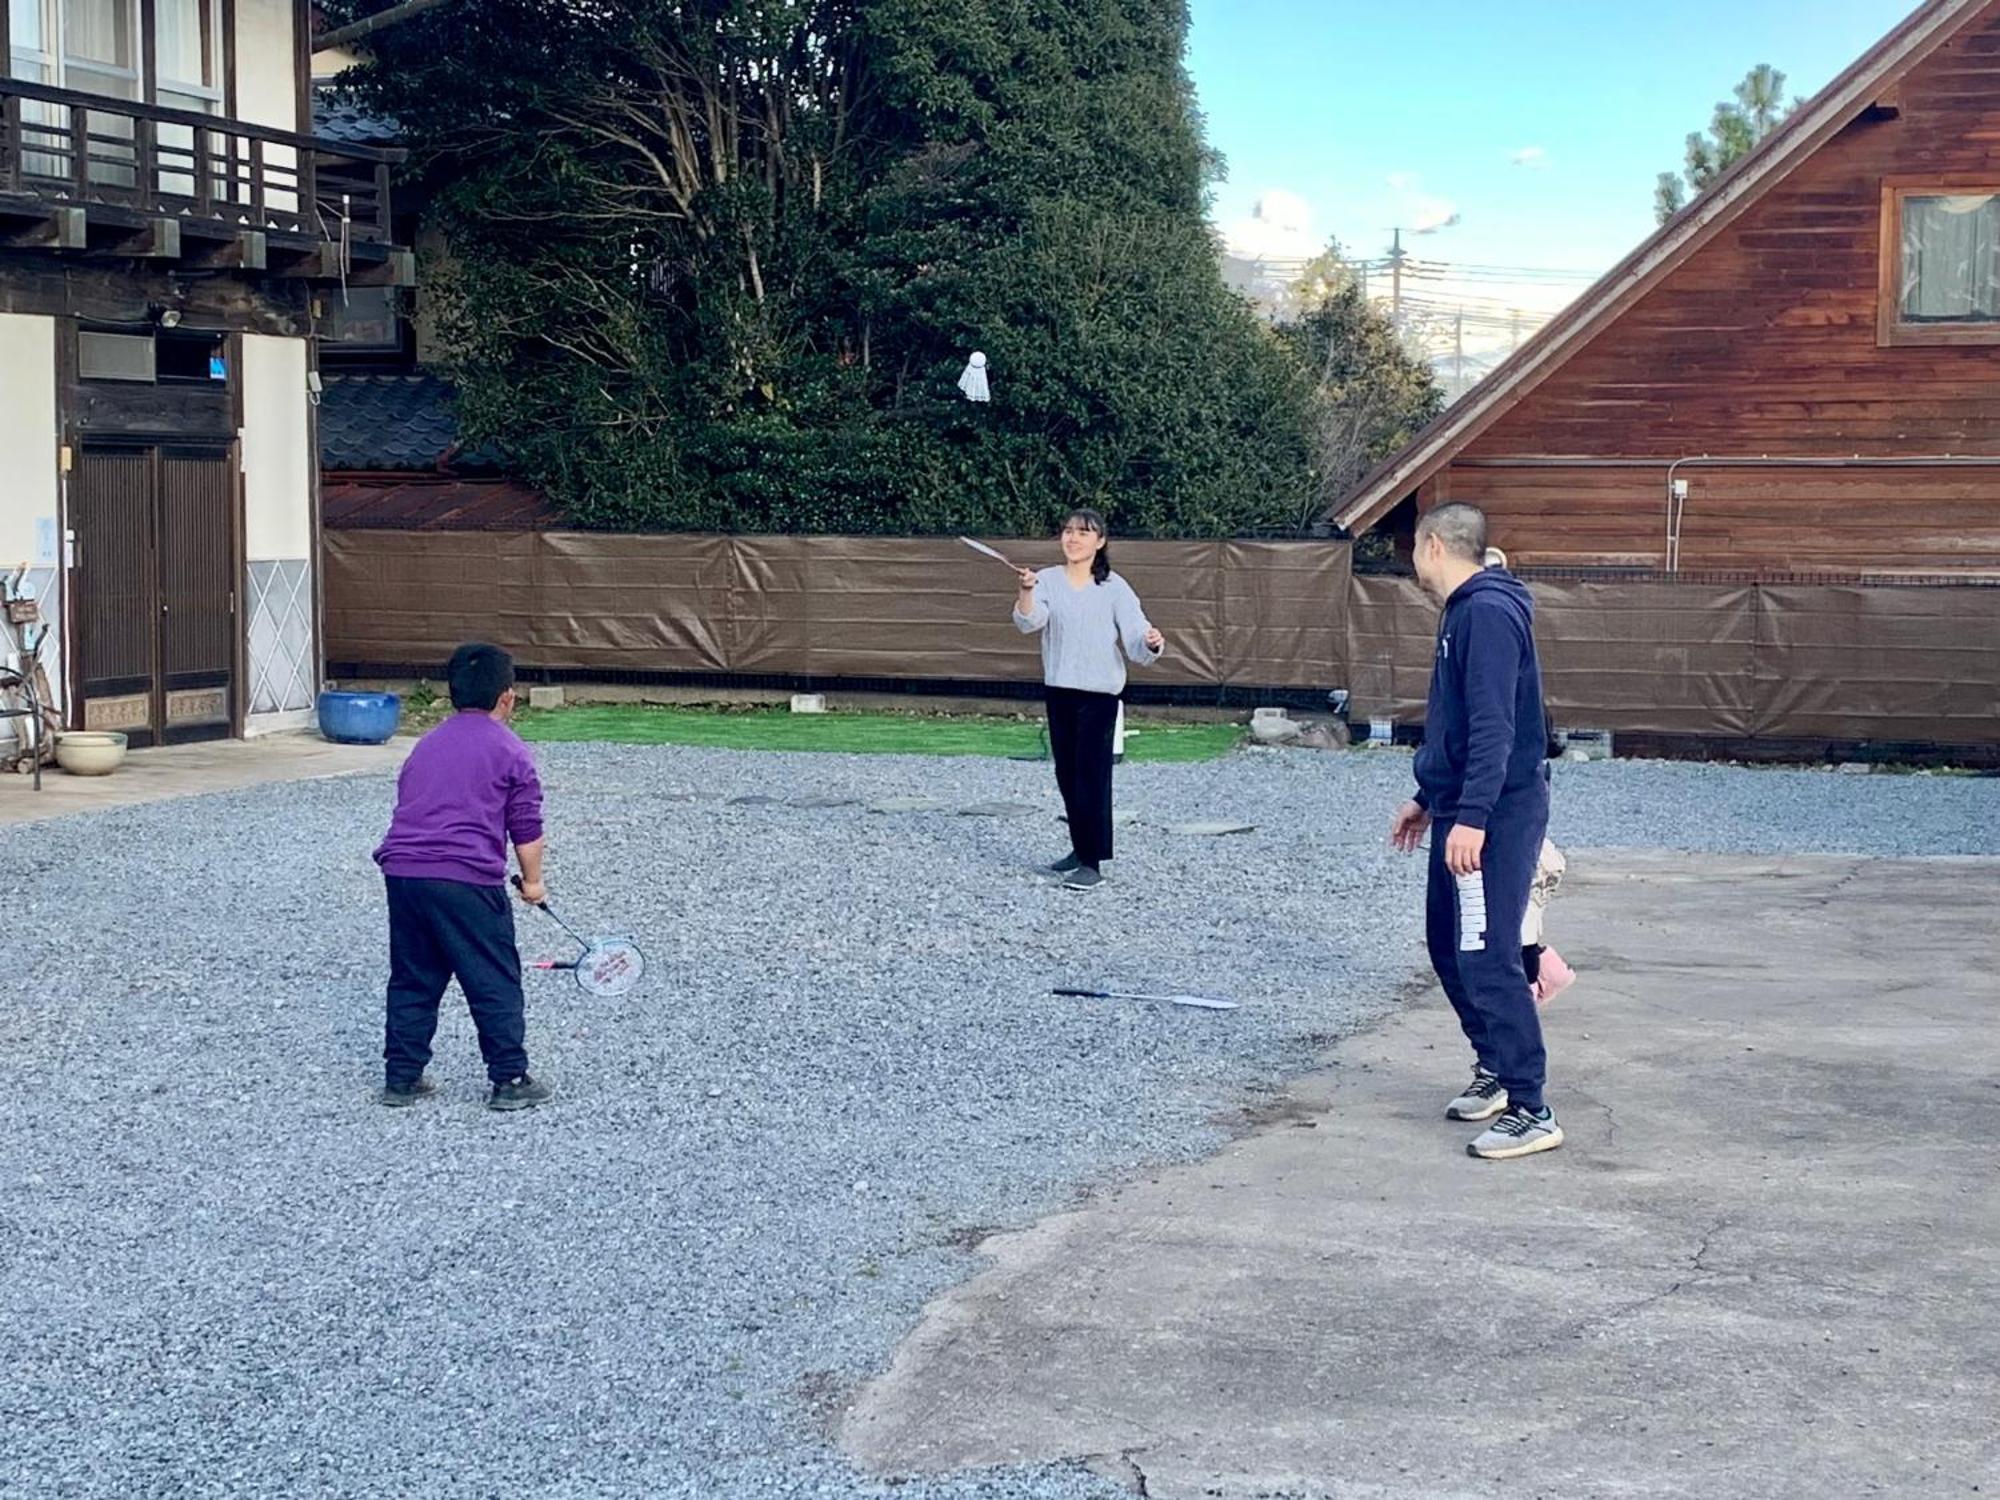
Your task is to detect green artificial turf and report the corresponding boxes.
[508,705,1242,762]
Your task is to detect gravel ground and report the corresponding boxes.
[1,744,1994,1499]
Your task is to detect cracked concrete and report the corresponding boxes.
[841,852,2000,1498]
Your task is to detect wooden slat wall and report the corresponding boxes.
[1447,7,2000,572]
[1453,463,2000,570]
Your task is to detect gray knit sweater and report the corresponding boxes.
[1013,568,1163,695]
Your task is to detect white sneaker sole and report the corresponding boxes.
[1468,1124,1565,1160]
[1447,1095,1508,1122]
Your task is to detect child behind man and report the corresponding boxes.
[373,643,552,1111]
[1523,836,1576,1005]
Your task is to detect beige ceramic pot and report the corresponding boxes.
[55,731,129,776]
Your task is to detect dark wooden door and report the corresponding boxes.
[156,452,235,742]
[70,446,235,747]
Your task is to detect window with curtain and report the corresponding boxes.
[1900,193,2000,324]
[154,0,220,112]
[60,0,138,100]
[9,0,53,82]
[153,0,221,198]
[11,1,141,185]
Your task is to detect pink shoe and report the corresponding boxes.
[1533,947,1576,1006]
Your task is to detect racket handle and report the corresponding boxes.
[509,874,550,910]
[1051,988,1103,998]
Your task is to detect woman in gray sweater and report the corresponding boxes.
[1012,508,1165,891]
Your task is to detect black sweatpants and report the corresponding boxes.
[1424,779,1550,1111]
[383,876,529,1087]
[1046,685,1120,869]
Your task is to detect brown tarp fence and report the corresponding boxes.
[324,530,1999,747]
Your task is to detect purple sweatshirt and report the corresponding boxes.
[374,711,544,887]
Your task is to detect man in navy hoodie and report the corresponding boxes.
[1389,504,1561,1159]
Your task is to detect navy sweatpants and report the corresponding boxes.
[383,876,529,1087]
[1426,780,1551,1111]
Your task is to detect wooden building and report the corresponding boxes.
[0,0,409,746]
[1332,0,2000,578]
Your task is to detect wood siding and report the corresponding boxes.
[1448,5,2000,571]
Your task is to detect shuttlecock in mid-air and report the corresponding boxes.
[957,351,990,402]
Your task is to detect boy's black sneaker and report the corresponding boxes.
[1049,853,1084,875]
[380,1074,438,1108]
[488,1075,553,1112]
[1061,866,1105,893]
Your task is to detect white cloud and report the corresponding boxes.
[1221,189,1321,262]
[1511,146,1549,169]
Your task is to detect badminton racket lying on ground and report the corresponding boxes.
[958,536,1023,571]
[1054,987,1238,1012]
[512,877,647,998]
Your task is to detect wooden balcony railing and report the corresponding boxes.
[0,78,399,244]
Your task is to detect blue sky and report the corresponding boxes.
[1187,0,1918,345]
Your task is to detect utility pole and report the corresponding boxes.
[1509,307,1523,350]
[1454,311,1464,397]
[1388,228,1407,326]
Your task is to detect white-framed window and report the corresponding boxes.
[59,0,139,101]
[8,0,55,84]
[153,0,221,197]
[9,1,141,187]
[153,0,220,114]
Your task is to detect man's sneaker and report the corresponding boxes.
[1467,1105,1564,1160]
[1049,853,1085,876]
[1445,1068,1508,1121]
[1061,865,1105,892]
[488,1075,553,1112]
[379,1074,437,1108]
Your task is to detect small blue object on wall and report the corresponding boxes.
[209,351,227,380]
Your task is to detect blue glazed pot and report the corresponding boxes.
[318,690,402,745]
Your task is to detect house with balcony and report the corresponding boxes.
[0,0,410,746]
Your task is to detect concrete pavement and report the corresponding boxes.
[842,852,2000,1498]
[0,733,410,826]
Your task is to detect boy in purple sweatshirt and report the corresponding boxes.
[373,643,551,1111]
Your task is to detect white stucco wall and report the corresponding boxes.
[0,313,63,728]
[0,313,58,562]
[233,0,300,133]
[241,334,318,725]
[241,335,312,560]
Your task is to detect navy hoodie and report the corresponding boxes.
[1412,568,1547,829]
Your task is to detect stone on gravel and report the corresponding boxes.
[867,796,949,813]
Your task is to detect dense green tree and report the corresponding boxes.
[1273,245,1442,534]
[331,0,1314,536]
[1654,64,1799,225]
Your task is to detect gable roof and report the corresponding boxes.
[1328,0,1995,536]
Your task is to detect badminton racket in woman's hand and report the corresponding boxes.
[1144,627,1164,652]
[959,535,1021,571]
